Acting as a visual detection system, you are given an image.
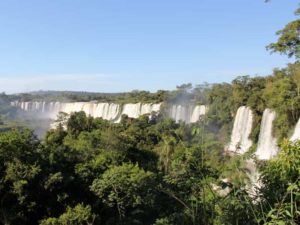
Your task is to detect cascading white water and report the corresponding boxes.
[290,118,300,141]
[11,101,162,122]
[245,159,261,197]
[115,103,162,122]
[169,105,192,123]
[12,101,207,124]
[169,105,183,122]
[190,105,207,123]
[120,103,143,119]
[227,106,253,154]
[255,109,279,160]
[42,101,46,113]
[168,104,207,123]
[93,103,120,121]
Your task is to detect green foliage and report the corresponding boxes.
[1,6,300,223]
[205,62,300,143]
[0,112,228,224]
[1,94,300,225]
[260,141,300,224]
[263,68,300,140]
[40,204,95,225]
[12,90,167,104]
[212,189,259,225]
[67,111,96,137]
[267,18,300,59]
[91,163,155,219]
[0,129,43,224]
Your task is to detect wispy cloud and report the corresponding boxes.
[0,74,113,94]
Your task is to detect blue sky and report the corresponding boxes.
[0,0,298,93]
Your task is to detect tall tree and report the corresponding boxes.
[267,7,300,59]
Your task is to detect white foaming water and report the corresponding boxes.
[256,109,279,160]
[93,103,120,121]
[115,103,162,122]
[290,118,300,141]
[11,101,162,122]
[42,101,46,113]
[11,101,206,123]
[190,105,207,123]
[245,159,261,198]
[169,105,186,122]
[121,103,143,119]
[168,104,207,123]
[227,106,253,154]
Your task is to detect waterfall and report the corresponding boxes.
[93,103,120,121]
[245,159,261,197]
[121,103,143,119]
[255,109,279,160]
[11,101,161,122]
[115,103,162,122]
[227,106,253,154]
[290,118,300,141]
[168,104,207,123]
[190,105,207,123]
[12,101,206,123]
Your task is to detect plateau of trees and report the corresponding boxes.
[10,90,168,104]
[0,111,299,225]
